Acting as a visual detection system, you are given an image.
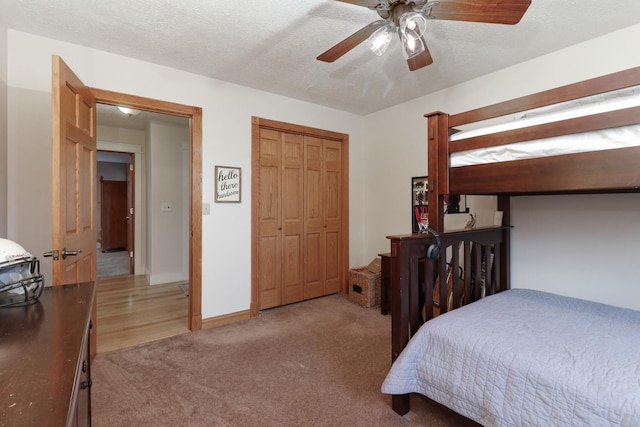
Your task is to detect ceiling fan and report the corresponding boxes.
[317,0,532,71]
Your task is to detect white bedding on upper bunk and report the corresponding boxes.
[452,84,640,141]
[381,289,640,426]
[450,124,640,167]
[449,84,640,167]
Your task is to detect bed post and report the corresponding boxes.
[387,112,446,416]
[498,195,511,291]
[425,112,449,232]
[390,237,411,415]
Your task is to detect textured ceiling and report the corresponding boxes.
[2,0,640,115]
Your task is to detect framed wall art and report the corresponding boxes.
[215,166,241,203]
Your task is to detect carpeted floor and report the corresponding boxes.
[91,294,477,427]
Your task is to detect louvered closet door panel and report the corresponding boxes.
[303,136,325,300]
[281,133,304,305]
[258,129,282,309]
[323,139,342,295]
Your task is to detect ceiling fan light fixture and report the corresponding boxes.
[400,30,425,60]
[117,106,141,117]
[399,12,427,40]
[318,0,531,72]
[367,22,395,56]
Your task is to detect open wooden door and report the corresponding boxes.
[50,55,97,356]
[50,55,97,285]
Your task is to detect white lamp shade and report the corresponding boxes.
[400,12,427,40]
[400,30,425,59]
[367,22,395,56]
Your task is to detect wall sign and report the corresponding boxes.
[215,166,241,203]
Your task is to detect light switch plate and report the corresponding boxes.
[202,203,210,215]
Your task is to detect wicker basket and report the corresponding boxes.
[348,267,381,308]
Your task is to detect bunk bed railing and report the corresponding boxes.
[425,66,640,202]
[449,66,640,128]
[387,226,507,415]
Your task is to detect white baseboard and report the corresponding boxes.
[147,271,188,285]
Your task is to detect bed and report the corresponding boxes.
[381,66,640,422]
[382,289,640,425]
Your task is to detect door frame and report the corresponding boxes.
[250,117,349,317]
[92,88,203,331]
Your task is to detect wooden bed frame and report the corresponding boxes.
[386,65,640,416]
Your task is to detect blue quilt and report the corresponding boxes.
[382,289,640,426]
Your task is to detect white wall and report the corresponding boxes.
[0,22,7,237]
[147,120,189,285]
[7,24,640,316]
[510,194,640,308]
[6,85,50,268]
[6,30,366,319]
[362,23,640,310]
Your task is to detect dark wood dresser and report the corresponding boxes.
[0,282,95,427]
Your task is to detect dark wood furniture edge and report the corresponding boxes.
[379,252,391,316]
[0,282,95,426]
[68,282,96,426]
[450,146,640,195]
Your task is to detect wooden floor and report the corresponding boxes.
[96,275,189,353]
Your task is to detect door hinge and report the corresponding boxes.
[129,207,134,215]
[129,164,134,171]
[129,251,134,258]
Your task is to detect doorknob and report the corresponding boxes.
[43,250,59,260]
[61,248,83,260]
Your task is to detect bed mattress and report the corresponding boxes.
[450,124,640,167]
[381,289,640,426]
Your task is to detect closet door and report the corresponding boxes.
[303,137,325,299]
[257,129,304,309]
[252,117,348,315]
[323,139,342,295]
[281,133,304,305]
[257,129,283,309]
[304,137,342,299]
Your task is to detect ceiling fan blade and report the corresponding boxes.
[428,0,532,25]
[336,0,384,7]
[317,20,388,63]
[407,37,433,71]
